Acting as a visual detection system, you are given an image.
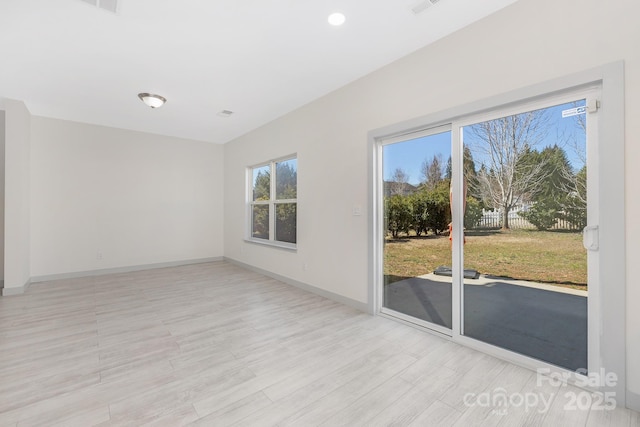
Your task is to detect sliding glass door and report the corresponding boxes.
[459,97,593,372]
[377,88,601,373]
[381,127,452,333]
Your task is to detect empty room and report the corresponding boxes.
[1,0,639,425]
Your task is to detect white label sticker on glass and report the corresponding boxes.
[562,106,587,118]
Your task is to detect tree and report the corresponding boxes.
[424,180,451,234]
[556,106,587,229]
[409,192,429,236]
[275,162,297,199]
[560,165,587,230]
[275,203,296,243]
[274,162,297,243]
[420,154,444,191]
[251,169,271,238]
[466,111,550,229]
[388,168,410,196]
[444,147,477,184]
[251,204,269,238]
[386,195,412,238]
[522,145,573,203]
[519,199,558,230]
[518,145,586,230]
[462,146,480,201]
[253,169,270,201]
[464,196,483,229]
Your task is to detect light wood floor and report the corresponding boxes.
[0,261,637,426]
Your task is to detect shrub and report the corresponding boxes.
[464,196,484,229]
[386,195,412,238]
[519,200,558,230]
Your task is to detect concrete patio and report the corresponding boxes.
[384,274,587,372]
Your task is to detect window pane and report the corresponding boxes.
[251,204,269,239]
[462,100,588,371]
[253,165,271,201]
[276,159,297,200]
[382,130,452,329]
[275,203,296,244]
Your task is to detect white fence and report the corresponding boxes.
[476,209,581,230]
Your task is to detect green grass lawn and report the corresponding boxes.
[384,228,587,289]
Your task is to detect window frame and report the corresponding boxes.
[246,155,297,250]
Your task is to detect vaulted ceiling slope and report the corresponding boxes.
[0,0,519,144]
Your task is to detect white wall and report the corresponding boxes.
[223,0,640,409]
[2,99,31,294]
[30,117,224,277]
[0,110,5,283]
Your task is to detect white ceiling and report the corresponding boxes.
[0,0,519,144]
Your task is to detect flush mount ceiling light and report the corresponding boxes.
[328,12,346,26]
[138,93,167,108]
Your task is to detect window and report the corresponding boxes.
[248,156,297,247]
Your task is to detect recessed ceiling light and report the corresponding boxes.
[328,12,346,26]
[79,0,118,14]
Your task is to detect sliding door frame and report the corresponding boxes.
[377,124,453,337]
[368,62,625,403]
[452,86,600,371]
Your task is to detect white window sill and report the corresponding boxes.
[244,238,297,251]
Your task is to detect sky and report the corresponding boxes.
[383,100,587,185]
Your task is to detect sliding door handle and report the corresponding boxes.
[583,225,599,251]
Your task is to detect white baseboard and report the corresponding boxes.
[28,257,224,285]
[4,257,370,318]
[224,257,370,313]
[626,389,640,412]
[1,278,32,296]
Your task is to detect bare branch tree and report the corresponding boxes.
[388,167,410,196]
[556,101,587,167]
[466,111,550,229]
[557,105,588,217]
[420,158,429,185]
[420,154,444,190]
